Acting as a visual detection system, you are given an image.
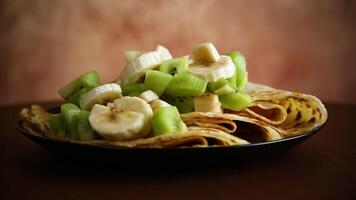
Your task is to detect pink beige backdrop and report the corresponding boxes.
[0,0,355,105]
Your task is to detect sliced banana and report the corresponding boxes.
[149,99,171,111]
[114,96,153,139]
[125,50,143,62]
[120,51,161,84]
[189,55,235,82]
[79,83,122,110]
[139,90,159,103]
[192,42,220,63]
[120,45,172,84]
[89,104,146,141]
[113,96,153,118]
[89,96,153,141]
[194,93,222,113]
[156,45,173,60]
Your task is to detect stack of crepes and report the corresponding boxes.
[20,83,327,148]
[181,83,327,145]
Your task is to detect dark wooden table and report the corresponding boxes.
[1,102,355,200]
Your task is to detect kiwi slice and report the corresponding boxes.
[122,83,145,96]
[49,106,95,140]
[66,87,93,106]
[152,106,187,135]
[159,56,189,75]
[48,114,66,137]
[164,73,207,97]
[161,95,194,114]
[236,74,248,91]
[58,71,100,99]
[61,103,81,139]
[207,78,235,95]
[144,70,172,96]
[219,92,252,111]
[214,84,235,95]
[77,110,96,141]
[226,52,248,90]
[207,78,230,91]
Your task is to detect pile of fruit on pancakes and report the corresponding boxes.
[20,43,328,148]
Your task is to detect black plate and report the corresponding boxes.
[16,118,323,166]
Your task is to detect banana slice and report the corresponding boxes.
[79,83,122,110]
[194,93,222,113]
[113,96,153,119]
[156,45,173,60]
[125,51,143,62]
[189,55,235,82]
[149,99,171,111]
[120,45,172,84]
[113,96,153,137]
[89,96,153,141]
[139,90,159,103]
[89,104,146,141]
[192,42,220,63]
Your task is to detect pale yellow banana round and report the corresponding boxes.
[149,99,171,111]
[192,42,220,63]
[125,50,143,62]
[113,96,153,119]
[89,104,146,141]
[138,90,159,103]
[113,96,153,137]
[79,83,122,111]
[189,55,236,82]
[120,45,172,84]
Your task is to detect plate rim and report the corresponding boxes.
[16,119,323,151]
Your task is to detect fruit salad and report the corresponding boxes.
[19,42,328,148]
[48,43,251,141]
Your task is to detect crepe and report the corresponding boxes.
[181,83,327,141]
[181,112,237,133]
[81,127,249,148]
[181,112,282,143]
[19,105,249,148]
[237,82,328,137]
[19,105,52,137]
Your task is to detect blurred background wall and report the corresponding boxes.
[0,0,355,105]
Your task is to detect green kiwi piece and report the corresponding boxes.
[77,110,96,141]
[152,106,187,135]
[226,52,248,90]
[207,78,230,91]
[159,56,189,75]
[219,92,252,111]
[61,103,81,139]
[48,114,66,137]
[236,74,248,91]
[161,95,194,114]
[144,70,172,96]
[164,73,207,97]
[66,87,93,106]
[58,71,100,99]
[214,84,235,95]
[227,72,237,89]
[122,83,145,96]
[207,78,235,95]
